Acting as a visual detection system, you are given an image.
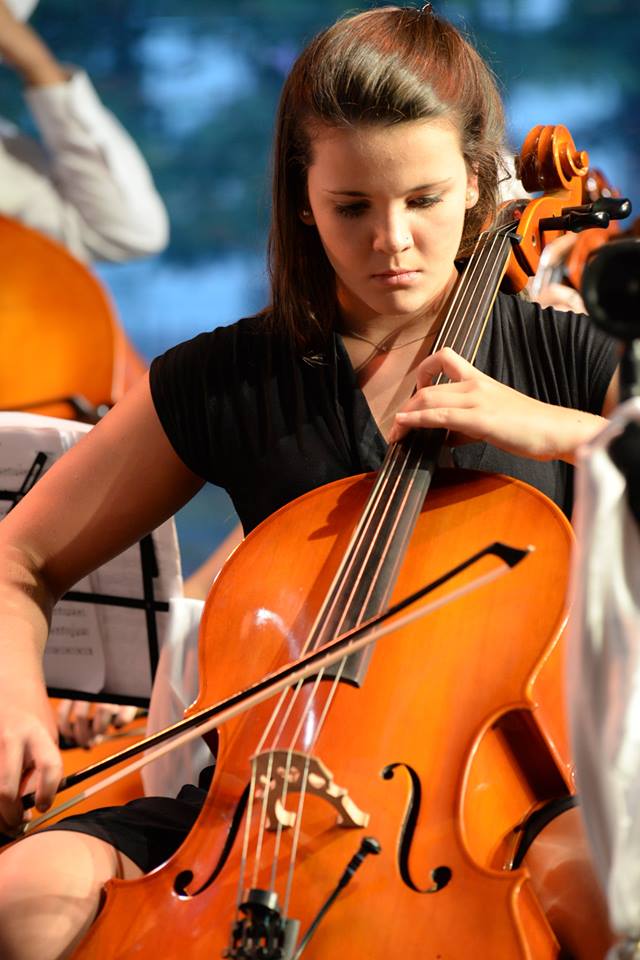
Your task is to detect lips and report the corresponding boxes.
[371,269,421,285]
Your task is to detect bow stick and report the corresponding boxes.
[21,540,529,833]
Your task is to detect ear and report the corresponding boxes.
[465,171,479,209]
[300,206,315,225]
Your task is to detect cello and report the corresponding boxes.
[0,214,146,421]
[53,125,613,958]
[528,167,632,304]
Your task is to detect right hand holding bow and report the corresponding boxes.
[0,678,61,836]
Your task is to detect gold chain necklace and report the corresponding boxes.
[342,329,433,353]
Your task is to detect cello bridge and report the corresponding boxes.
[252,750,369,831]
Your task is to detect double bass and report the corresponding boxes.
[49,125,615,958]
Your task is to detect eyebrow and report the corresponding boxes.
[325,178,452,197]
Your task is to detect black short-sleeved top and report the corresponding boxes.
[150,293,617,524]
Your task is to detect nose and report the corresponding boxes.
[371,212,412,255]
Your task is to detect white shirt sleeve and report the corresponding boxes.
[0,69,169,262]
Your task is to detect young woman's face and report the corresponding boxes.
[305,119,478,327]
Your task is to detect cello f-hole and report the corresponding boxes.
[382,762,453,893]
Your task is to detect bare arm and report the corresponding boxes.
[0,0,67,85]
[0,374,202,830]
[0,0,169,261]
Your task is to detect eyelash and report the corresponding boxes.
[335,196,441,219]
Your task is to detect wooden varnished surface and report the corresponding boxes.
[72,470,577,959]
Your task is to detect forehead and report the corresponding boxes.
[306,119,465,192]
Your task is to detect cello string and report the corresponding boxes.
[444,231,514,364]
[271,465,428,903]
[249,747,281,891]
[236,470,394,893]
[281,658,353,917]
[268,665,347,895]
[239,685,299,899]
[268,221,516,736]
[332,226,515,620]
[433,226,509,360]
[432,224,517,371]
[253,670,327,890]
[236,754,262,912]
[261,221,519,902]
[236,216,519,914]
[431,222,508,357]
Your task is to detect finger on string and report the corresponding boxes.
[401,382,475,414]
[415,346,475,388]
[390,406,482,443]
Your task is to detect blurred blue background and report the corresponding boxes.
[3,0,639,576]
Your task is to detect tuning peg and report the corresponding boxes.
[593,196,632,220]
[568,197,632,221]
[539,209,610,234]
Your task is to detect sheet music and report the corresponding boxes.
[0,412,184,702]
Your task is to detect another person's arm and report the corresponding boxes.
[0,375,202,832]
[0,0,169,261]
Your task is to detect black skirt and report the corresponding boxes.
[41,765,214,873]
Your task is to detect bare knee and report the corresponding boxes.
[0,829,142,960]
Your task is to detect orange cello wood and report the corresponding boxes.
[503,124,589,292]
[0,214,145,419]
[72,470,575,959]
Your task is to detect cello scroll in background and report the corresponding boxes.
[526,165,632,304]
[0,214,146,421]
[501,127,630,296]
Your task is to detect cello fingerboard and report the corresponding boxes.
[319,224,516,685]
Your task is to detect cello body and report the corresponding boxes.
[73,469,574,958]
[0,214,145,419]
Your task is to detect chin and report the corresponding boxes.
[371,290,432,316]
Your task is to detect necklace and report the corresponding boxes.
[343,328,434,353]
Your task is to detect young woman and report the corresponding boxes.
[0,6,617,958]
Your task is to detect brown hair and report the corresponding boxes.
[265,5,506,350]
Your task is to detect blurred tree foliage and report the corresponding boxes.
[1,0,638,264]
